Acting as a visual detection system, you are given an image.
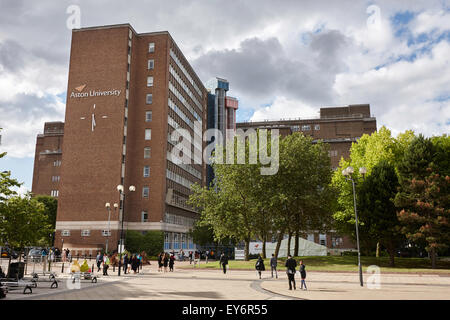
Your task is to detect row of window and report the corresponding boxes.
[166,169,193,189]
[292,124,320,132]
[164,232,196,250]
[169,65,202,111]
[169,49,202,97]
[169,82,201,121]
[164,213,195,227]
[167,113,202,154]
[167,127,203,165]
[329,150,338,157]
[167,152,202,179]
[62,230,111,237]
[169,98,194,129]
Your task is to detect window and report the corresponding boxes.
[53,160,61,167]
[302,125,311,131]
[147,76,154,87]
[102,230,111,237]
[319,234,327,246]
[148,42,155,53]
[145,129,151,140]
[144,147,151,159]
[148,59,154,70]
[52,176,60,182]
[141,211,148,222]
[146,94,153,104]
[51,190,59,197]
[61,230,70,237]
[81,230,90,237]
[143,166,150,177]
[142,186,149,198]
[328,150,338,157]
[314,124,320,130]
[291,125,300,132]
[145,111,152,122]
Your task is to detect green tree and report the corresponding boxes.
[0,195,53,259]
[0,129,21,201]
[125,230,164,256]
[332,127,414,254]
[358,160,403,266]
[34,195,58,229]
[395,135,450,268]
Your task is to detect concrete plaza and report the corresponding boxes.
[2,260,449,300]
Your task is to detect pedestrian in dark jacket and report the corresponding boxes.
[285,255,297,290]
[123,254,129,274]
[299,260,307,290]
[158,252,163,272]
[131,255,139,274]
[163,253,169,272]
[255,256,265,279]
[169,254,175,272]
[219,253,228,274]
[270,254,278,278]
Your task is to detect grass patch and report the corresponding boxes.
[179,256,450,274]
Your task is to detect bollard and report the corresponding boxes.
[92,264,94,274]
[61,262,65,273]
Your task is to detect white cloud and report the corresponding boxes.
[250,97,320,122]
[410,10,450,36]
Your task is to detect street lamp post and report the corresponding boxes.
[342,166,366,287]
[105,203,111,254]
[116,184,136,276]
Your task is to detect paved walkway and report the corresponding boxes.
[2,261,449,300]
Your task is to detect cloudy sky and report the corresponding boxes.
[0,0,449,193]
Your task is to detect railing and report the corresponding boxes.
[238,114,376,124]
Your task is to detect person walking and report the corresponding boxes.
[219,253,228,274]
[255,255,265,279]
[163,253,169,272]
[103,254,110,276]
[123,253,129,274]
[169,253,175,272]
[189,251,193,264]
[270,254,278,278]
[96,252,102,273]
[205,250,209,264]
[131,255,139,274]
[158,252,163,272]
[285,255,297,290]
[138,253,143,271]
[299,260,307,290]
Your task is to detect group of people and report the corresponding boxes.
[95,252,143,276]
[157,252,175,272]
[218,253,307,290]
[123,253,143,274]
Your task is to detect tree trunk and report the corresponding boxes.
[274,231,284,258]
[294,230,299,257]
[244,238,250,261]
[430,247,436,269]
[376,242,380,258]
[386,245,395,267]
[262,234,267,259]
[287,231,292,257]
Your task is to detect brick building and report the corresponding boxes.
[32,122,64,197]
[31,24,377,255]
[237,104,377,253]
[32,24,207,255]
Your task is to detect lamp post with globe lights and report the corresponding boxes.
[342,166,366,287]
[116,184,135,276]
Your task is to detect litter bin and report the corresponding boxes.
[7,262,25,279]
